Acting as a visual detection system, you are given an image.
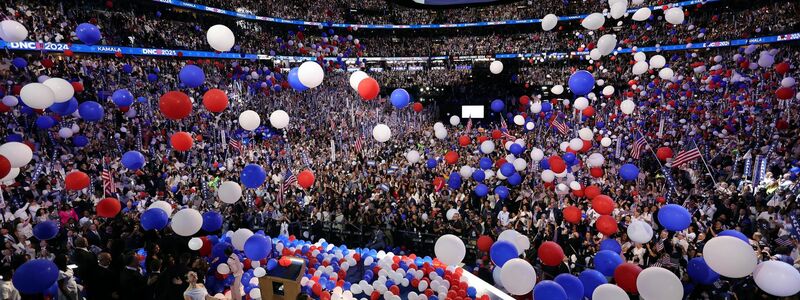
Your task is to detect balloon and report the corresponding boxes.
[298,61,324,88]
[619,164,639,181]
[201,211,223,232]
[632,61,649,75]
[434,234,466,266]
[627,220,653,243]
[232,228,254,251]
[12,259,59,294]
[563,206,582,224]
[203,89,229,112]
[480,141,495,154]
[217,263,231,275]
[636,267,682,300]
[239,110,261,131]
[349,71,368,90]
[35,115,56,129]
[479,157,493,169]
[159,91,192,120]
[500,163,515,177]
[217,181,243,204]
[269,110,290,129]
[595,215,617,235]
[659,68,674,81]
[297,170,315,189]
[65,171,90,191]
[76,23,101,45]
[657,204,691,231]
[244,234,273,261]
[494,186,509,199]
[448,172,463,189]
[538,241,564,266]
[426,158,438,169]
[599,239,621,254]
[33,221,59,240]
[600,137,611,147]
[241,164,267,188]
[687,257,719,285]
[592,195,615,215]
[718,230,749,244]
[474,184,489,197]
[121,151,146,170]
[490,240,518,267]
[20,83,55,109]
[149,201,174,217]
[664,7,685,25]
[613,263,642,293]
[140,208,169,230]
[43,78,74,103]
[188,237,203,250]
[579,269,607,299]
[591,284,627,300]
[656,147,673,161]
[110,89,134,107]
[2,96,18,107]
[0,20,28,42]
[620,99,636,114]
[489,61,503,74]
[170,132,193,151]
[703,236,758,278]
[500,258,536,295]
[753,260,800,297]
[594,250,623,276]
[171,208,203,236]
[554,274,583,300]
[477,235,493,252]
[372,124,391,142]
[11,57,27,69]
[530,148,544,161]
[490,99,504,112]
[206,24,235,52]
[632,7,651,21]
[581,13,605,30]
[569,71,594,95]
[358,77,380,100]
[390,89,410,109]
[179,65,205,88]
[534,281,567,300]
[50,97,78,116]
[459,165,474,178]
[449,115,460,126]
[0,156,11,180]
[0,143,30,169]
[288,67,309,92]
[406,150,421,164]
[542,14,558,31]
[597,35,617,56]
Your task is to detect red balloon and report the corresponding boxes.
[444,151,459,165]
[582,106,595,117]
[65,171,90,191]
[589,167,604,178]
[202,89,229,113]
[0,155,9,179]
[614,263,642,293]
[491,130,502,140]
[96,198,121,217]
[656,147,673,161]
[170,132,194,151]
[413,102,423,112]
[549,157,566,173]
[563,206,582,224]
[596,215,618,235]
[477,235,493,252]
[776,87,794,100]
[592,195,615,215]
[581,140,592,152]
[519,95,530,106]
[775,62,790,74]
[458,135,471,147]
[198,236,212,256]
[297,170,315,189]
[357,77,380,100]
[159,91,192,120]
[584,185,601,199]
[71,82,84,93]
[538,241,565,266]
[656,196,666,204]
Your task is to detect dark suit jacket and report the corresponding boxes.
[72,248,97,283]
[118,268,146,300]
[88,265,117,300]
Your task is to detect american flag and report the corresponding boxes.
[630,136,647,160]
[550,117,569,135]
[499,117,516,140]
[672,145,701,168]
[276,170,297,207]
[354,136,364,153]
[101,158,116,196]
[229,139,242,152]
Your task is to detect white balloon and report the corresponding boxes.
[597,34,617,56]
[434,127,448,140]
[559,142,569,152]
[581,13,605,30]
[573,97,589,110]
[298,61,324,88]
[589,49,603,61]
[0,142,32,167]
[489,61,503,74]
[217,181,243,204]
[530,102,542,113]
[551,85,564,95]
[449,115,461,126]
[20,83,55,109]
[637,267,682,300]
[1,168,20,183]
[664,8,685,25]
[149,201,173,216]
[480,141,495,154]
[530,148,544,161]
[500,259,536,295]
[433,122,445,131]
[232,228,254,251]
[781,77,795,88]
[188,237,203,250]
[239,110,261,131]
[269,110,290,129]
[600,137,612,147]
[249,288,261,299]
[659,68,675,81]
[372,124,392,143]
[2,96,18,107]
[753,261,800,297]
[0,20,28,42]
[602,86,615,97]
[492,266,504,289]
[254,267,267,278]
[542,14,558,31]
[569,181,582,191]
[649,55,666,69]
[633,52,647,62]
[703,236,758,278]
[632,61,649,75]
[58,128,73,139]
[171,208,203,237]
[206,25,235,52]
[459,166,474,178]
[512,159,527,171]
[434,235,465,266]
[627,220,653,243]
[632,7,651,21]
[610,2,627,19]
[43,78,74,103]
[541,170,555,182]
[569,138,584,151]
[620,99,636,115]
[406,150,421,164]
[592,284,628,300]
[349,71,369,90]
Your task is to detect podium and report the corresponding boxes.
[258,257,306,300]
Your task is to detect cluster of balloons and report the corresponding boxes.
[349,71,380,100]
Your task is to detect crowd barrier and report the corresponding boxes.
[152,0,720,29]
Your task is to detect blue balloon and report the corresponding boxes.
[73,135,89,147]
[78,101,104,122]
[687,257,719,285]
[12,57,27,69]
[490,99,504,112]
[718,230,749,244]
[121,151,146,170]
[141,208,169,230]
[244,234,272,261]
[619,164,639,181]
[147,73,159,82]
[593,250,623,276]
[426,158,438,169]
[112,89,134,107]
[472,169,486,182]
[50,97,79,115]
[479,157,493,170]
[288,67,309,92]
[466,286,477,298]
[563,153,577,164]
[122,64,133,74]
[568,70,595,96]
[539,159,551,169]
[6,134,23,143]
[507,173,522,186]
[447,172,462,189]
[534,280,568,300]
[554,274,583,300]
[509,143,523,155]
[202,211,223,232]
[76,23,102,45]
[390,89,410,109]
[12,259,59,294]
[241,164,267,188]
[494,186,509,199]
[35,116,56,129]
[179,65,205,88]
[490,240,518,267]
[33,221,59,240]
[599,239,621,254]
[578,270,606,299]
[541,102,552,112]
[657,204,691,231]
[500,163,515,177]
[266,258,278,271]
[474,184,489,197]
[212,242,232,259]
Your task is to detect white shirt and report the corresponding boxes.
[497,211,510,226]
